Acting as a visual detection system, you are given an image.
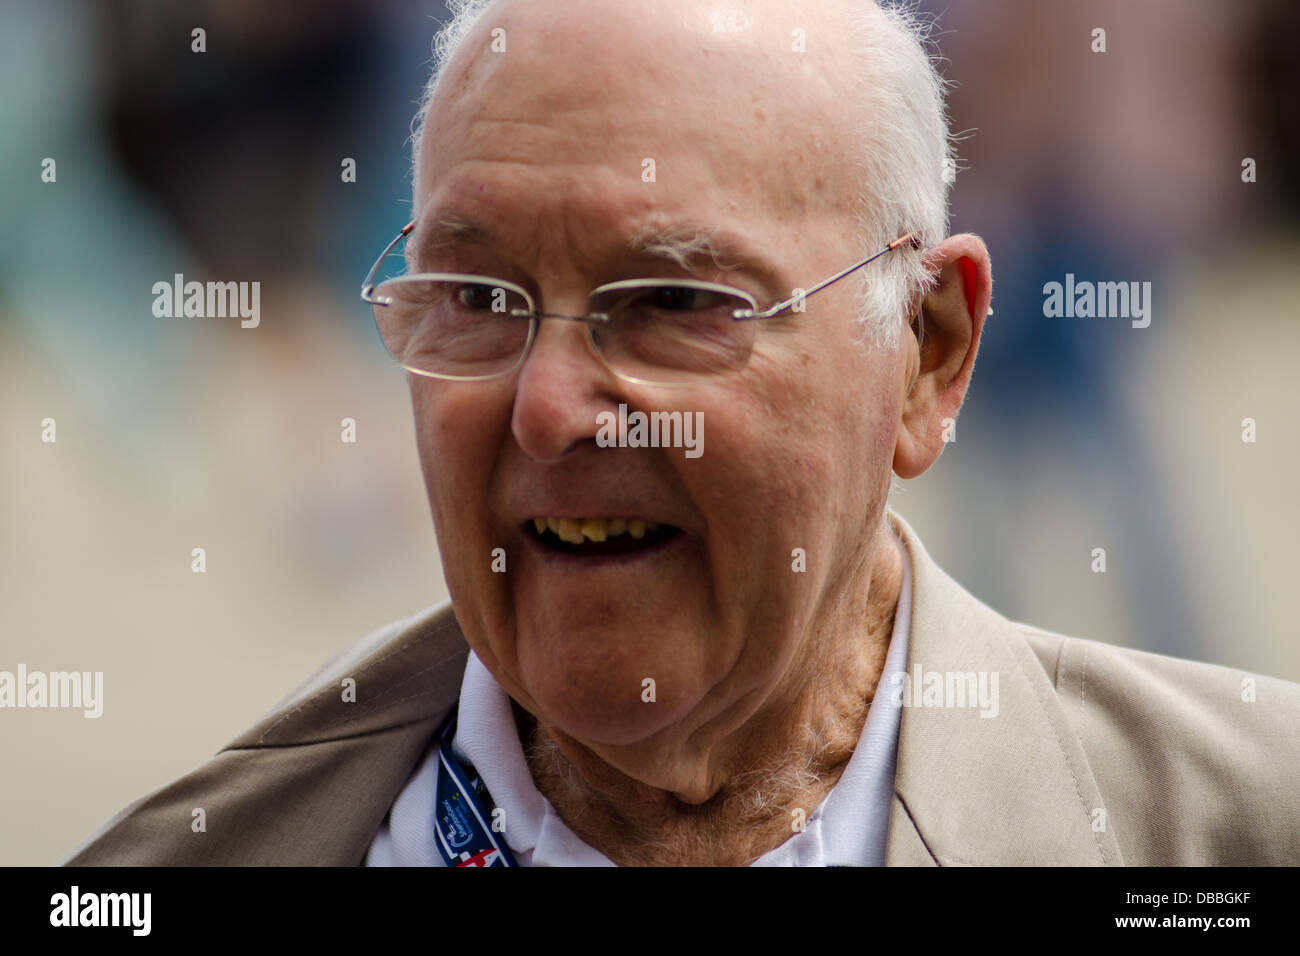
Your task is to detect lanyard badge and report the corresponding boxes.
[432,708,518,868]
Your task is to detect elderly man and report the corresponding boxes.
[65,0,1300,867]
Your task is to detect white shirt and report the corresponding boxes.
[367,535,912,867]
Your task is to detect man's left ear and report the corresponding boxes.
[892,233,991,480]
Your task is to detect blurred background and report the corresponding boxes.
[1,0,1297,865]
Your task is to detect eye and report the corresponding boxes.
[642,285,730,312]
[455,283,499,311]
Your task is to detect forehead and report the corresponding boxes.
[414,0,861,243]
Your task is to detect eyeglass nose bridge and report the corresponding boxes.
[512,308,612,324]
[509,303,622,385]
[507,292,614,364]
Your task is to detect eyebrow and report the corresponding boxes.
[407,214,492,268]
[408,212,782,289]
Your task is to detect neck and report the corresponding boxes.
[516,529,905,866]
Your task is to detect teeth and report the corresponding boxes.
[530,517,664,543]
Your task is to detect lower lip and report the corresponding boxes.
[521,527,690,567]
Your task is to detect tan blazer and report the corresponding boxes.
[62,511,1300,866]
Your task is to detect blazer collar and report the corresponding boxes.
[884,510,1122,865]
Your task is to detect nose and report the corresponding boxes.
[510,312,624,463]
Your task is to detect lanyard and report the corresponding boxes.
[432,707,518,868]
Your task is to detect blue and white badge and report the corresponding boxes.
[432,708,517,868]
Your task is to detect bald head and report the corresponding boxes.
[420,1,863,227]
[417,1,855,191]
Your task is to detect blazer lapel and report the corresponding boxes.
[884,512,1123,866]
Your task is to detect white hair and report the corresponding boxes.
[410,0,954,351]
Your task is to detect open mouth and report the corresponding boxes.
[525,516,681,557]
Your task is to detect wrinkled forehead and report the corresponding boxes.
[415,0,863,227]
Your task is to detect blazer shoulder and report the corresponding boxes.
[1014,623,1300,864]
[60,600,468,866]
[1015,622,1300,713]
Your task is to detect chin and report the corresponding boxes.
[518,651,707,748]
[506,599,714,722]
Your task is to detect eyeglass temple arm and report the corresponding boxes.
[360,220,416,304]
[739,231,922,320]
